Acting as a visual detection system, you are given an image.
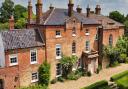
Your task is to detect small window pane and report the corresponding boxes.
[56,44,61,57]
[72,42,76,53]
[56,63,62,77]
[31,50,37,63]
[56,31,61,36]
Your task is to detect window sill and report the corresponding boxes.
[72,34,76,37]
[31,79,38,83]
[56,74,62,78]
[85,33,90,36]
[56,56,62,59]
[85,51,90,53]
[56,35,62,38]
[31,61,38,65]
[72,53,76,55]
[10,63,18,66]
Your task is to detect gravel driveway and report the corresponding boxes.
[49,64,128,89]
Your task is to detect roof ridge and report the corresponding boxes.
[44,8,56,25]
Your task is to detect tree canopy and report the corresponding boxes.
[109,11,125,23]
[0,0,14,23]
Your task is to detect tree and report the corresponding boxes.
[0,0,14,23]
[38,61,50,86]
[109,11,125,23]
[60,55,78,77]
[14,4,27,21]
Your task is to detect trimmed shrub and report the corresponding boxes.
[38,61,51,86]
[18,84,47,89]
[57,77,65,82]
[87,71,91,77]
[119,53,127,63]
[110,70,128,81]
[50,78,57,84]
[82,80,108,89]
[67,72,79,80]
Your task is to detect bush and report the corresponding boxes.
[82,80,108,89]
[57,77,65,82]
[110,61,119,67]
[38,61,51,86]
[96,68,100,74]
[87,71,91,77]
[18,84,47,89]
[110,70,128,81]
[50,78,57,84]
[119,53,127,63]
[67,72,79,80]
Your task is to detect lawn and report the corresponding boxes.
[115,75,128,89]
[111,70,128,89]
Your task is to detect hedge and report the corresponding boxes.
[110,70,128,81]
[82,80,108,89]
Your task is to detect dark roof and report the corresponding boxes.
[0,29,44,50]
[37,8,100,25]
[84,13,124,29]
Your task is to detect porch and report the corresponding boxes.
[81,50,99,74]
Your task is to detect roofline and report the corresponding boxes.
[4,44,45,51]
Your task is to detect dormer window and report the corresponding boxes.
[72,27,76,36]
[56,30,61,38]
[85,29,90,36]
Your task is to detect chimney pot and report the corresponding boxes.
[95,5,101,15]
[76,5,82,13]
[86,4,90,17]
[68,0,74,17]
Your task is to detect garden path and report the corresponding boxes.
[49,64,128,89]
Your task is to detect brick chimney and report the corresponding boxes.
[95,5,101,15]
[49,4,54,10]
[86,4,90,17]
[28,0,32,24]
[9,15,14,30]
[36,0,43,24]
[76,5,82,13]
[68,0,74,17]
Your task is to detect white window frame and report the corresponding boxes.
[72,42,76,55]
[30,49,37,64]
[9,54,18,66]
[72,27,76,36]
[85,41,90,52]
[85,29,90,36]
[31,72,38,83]
[56,30,61,38]
[95,34,98,40]
[56,63,62,77]
[56,44,62,59]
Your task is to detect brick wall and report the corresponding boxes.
[0,47,45,89]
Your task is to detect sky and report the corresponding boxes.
[0,0,128,16]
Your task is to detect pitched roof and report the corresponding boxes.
[31,8,100,25]
[0,29,44,50]
[85,14,124,29]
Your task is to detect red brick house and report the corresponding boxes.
[0,0,124,89]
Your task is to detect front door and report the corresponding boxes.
[0,79,4,89]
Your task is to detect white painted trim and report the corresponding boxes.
[30,49,38,64]
[9,54,18,66]
[31,72,39,83]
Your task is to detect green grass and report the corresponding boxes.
[115,75,128,89]
[81,80,112,89]
[111,70,128,89]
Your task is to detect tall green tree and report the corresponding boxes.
[14,4,27,21]
[0,0,14,23]
[109,11,125,23]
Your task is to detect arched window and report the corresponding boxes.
[72,42,76,54]
[109,34,113,46]
[72,27,76,36]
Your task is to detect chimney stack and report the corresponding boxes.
[36,0,43,24]
[49,4,54,10]
[9,15,14,30]
[68,0,74,17]
[86,4,90,17]
[95,5,101,15]
[76,5,82,13]
[28,0,32,24]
